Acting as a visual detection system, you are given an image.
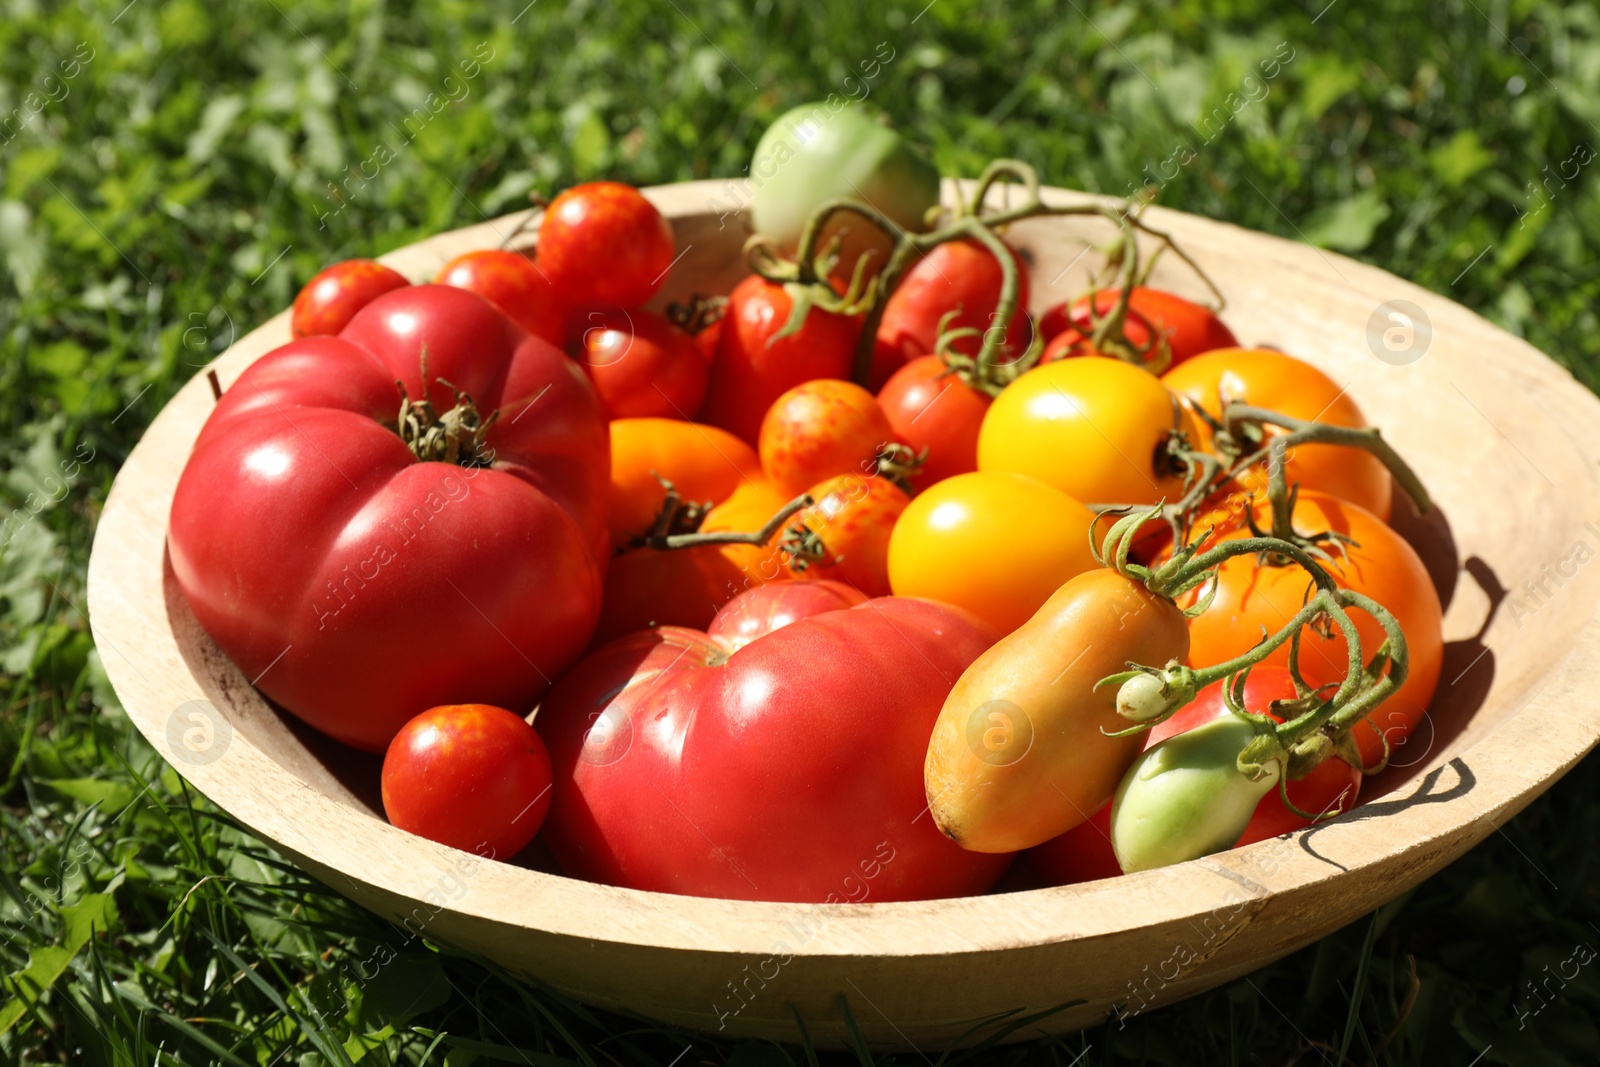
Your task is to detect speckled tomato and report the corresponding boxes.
[1162,347,1392,519]
[290,259,409,338]
[537,181,675,309]
[759,379,899,497]
[434,249,565,347]
[571,308,709,421]
[605,418,762,548]
[381,704,553,859]
[700,275,861,444]
[876,356,992,486]
[872,238,1031,389]
[1039,287,1238,367]
[773,473,909,596]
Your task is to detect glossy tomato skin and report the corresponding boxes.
[1039,287,1237,366]
[593,546,748,645]
[537,181,675,309]
[381,704,553,859]
[170,286,608,752]
[708,579,865,651]
[570,308,708,421]
[1162,347,1392,520]
[434,249,565,347]
[700,274,861,444]
[887,471,1099,635]
[978,357,1197,506]
[539,586,1010,902]
[778,473,909,597]
[1180,492,1442,769]
[290,259,409,338]
[877,356,992,486]
[605,418,762,548]
[1029,669,1362,883]
[759,379,898,497]
[872,239,1030,390]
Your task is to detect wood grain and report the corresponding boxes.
[86,180,1600,1048]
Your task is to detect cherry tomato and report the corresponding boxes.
[926,567,1191,852]
[290,259,409,338]
[773,473,909,597]
[759,379,898,497]
[606,418,763,549]
[1162,347,1392,520]
[537,181,675,309]
[872,238,1031,390]
[1179,491,1443,769]
[381,704,553,859]
[978,357,1197,506]
[569,308,709,421]
[877,355,993,486]
[700,274,861,444]
[1039,287,1238,366]
[434,249,565,347]
[540,585,1007,902]
[887,471,1100,635]
[1038,302,1157,366]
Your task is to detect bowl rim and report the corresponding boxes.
[86,178,1600,963]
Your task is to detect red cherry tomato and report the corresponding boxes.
[537,182,675,310]
[759,379,898,497]
[1039,308,1157,365]
[774,473,909,597]
[539,585,1009,901]
[382,704,554,859]
[434,249,565,347]
[570,308,709,421]
[1028,668,1362,884]
[699,274,861,444]
[1039,287,1237,368]
[290,259,409,338]
[872,238,1030,390]
[170,286,609,752]
[877,355,993,486]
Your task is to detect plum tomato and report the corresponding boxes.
[1179,491,1443,769]
[537,181,675,309]
[290,259,409,338]
[1162,347,1392,520]
[434,249,565,347]
[887,471,1100,635]
[773,473,910,597]
[381,704,553,859]
[759,379,900,497]
[699,274,861,444]
[872,238,1031,390]
[570,308,709,421]
[977,356,1199,506]
[539,584,1008,902]
[877,355,993,486]
[1039,287,1237,366]
[606,418,763,549]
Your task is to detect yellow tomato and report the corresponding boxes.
[887,472,1100,634]
[977,357,1195,506]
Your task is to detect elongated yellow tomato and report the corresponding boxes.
[887,471,1100,635]
[977,357,1194,506]
[925,568,1190,853]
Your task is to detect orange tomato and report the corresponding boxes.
[1178,490,1442,769]
[701,478,791,586]
[1161,348,1392,520]
[606,418,762,548]
[759,380,898,498]
[772,474,910,597]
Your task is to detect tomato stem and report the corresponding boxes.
[634,493,814,552]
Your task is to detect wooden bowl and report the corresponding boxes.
[87,181,1600,1049]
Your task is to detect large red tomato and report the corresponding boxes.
[872,238,1030,389]
[170,285,609,752]
[538,584,1011,901]
[699,274,861,444]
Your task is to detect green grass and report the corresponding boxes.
[6,0,1600,1062]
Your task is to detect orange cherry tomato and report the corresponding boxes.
[606,418,762,549]
[701,477,792,586]
[772,474,910,597]
[759,380,899,498]
[1162,348,1392,520]
[1179,490,1442,769]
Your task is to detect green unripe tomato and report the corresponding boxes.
[1109,716,1280,874]
[748,102,941,260]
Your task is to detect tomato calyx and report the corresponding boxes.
[395,374,499,468]
[665,292,728,337]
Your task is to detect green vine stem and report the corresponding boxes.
[630,480,817,554]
